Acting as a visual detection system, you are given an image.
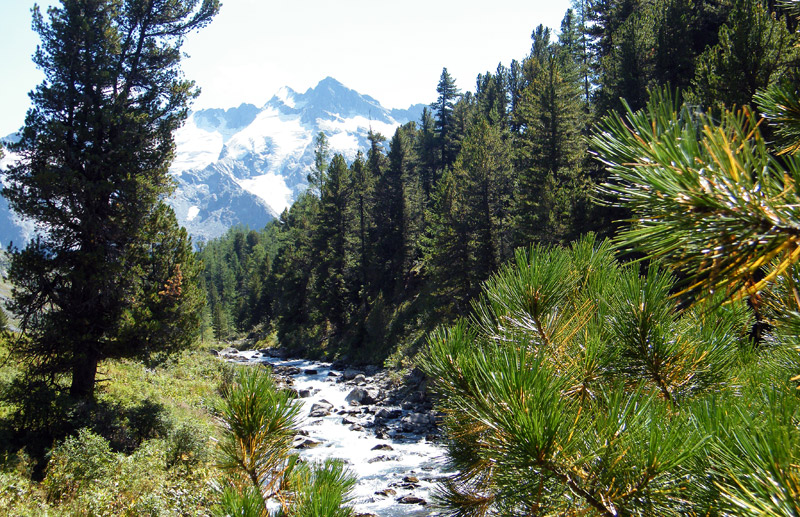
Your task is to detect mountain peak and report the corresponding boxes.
[164,77,426,241]
[316,76,344,88]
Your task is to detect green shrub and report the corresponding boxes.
[217,366,301,494]
[126,398,172,444]
[279,459,356,517]
[213,483,267,517]
[42,428,115,503]
[166,422,209,471]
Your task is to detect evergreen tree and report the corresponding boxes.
[568,0,593,105]
[310,154,352,334]
[600,2,657,113]
[5,0,218,399]
[307,132,330,198]
[415,107,439,203]
[690,0,800,110]
[432,67,462,171]
[514,30,587,246]
[424,117,513,311]
[267,198,317,348]
[345,152,373,343]
[458,118,514,283]
[422,170,473,313]
[373,127,412,296]
[476,66,510,127]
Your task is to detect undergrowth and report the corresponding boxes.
[0,342,227,515]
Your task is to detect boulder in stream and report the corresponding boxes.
[345,387,375,406]
[309,402,333,417]
[398,496,427,505]
[343,368,362,380]
[294,438,321,449]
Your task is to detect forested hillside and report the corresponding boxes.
[201,0,800,364]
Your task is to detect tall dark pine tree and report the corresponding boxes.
[5,0,218,400]
[373,128,411,297]
[345,152,373,341]
[514,29,587,246]
[311,154,351,334]
[432,67,461,171]
[308,132,330,198]
[416,107,438,203]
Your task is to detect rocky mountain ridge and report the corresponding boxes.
[169,77,426,241]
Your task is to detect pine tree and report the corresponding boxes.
[307,132,330,198]
[458,117,514,284]
[373,127,412,297]
[476,66,510,127]
[514,30,587,247]
[432,68,462,171]
[267,197,317,348]
[422,169,473,313]
[345,152,373,344]
[690,0,800,110]
[310,154,352,334]
[415,107,439,203]
[5,0,218,399]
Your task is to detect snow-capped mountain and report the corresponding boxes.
[0,77,425,247]
[170,77,426,241]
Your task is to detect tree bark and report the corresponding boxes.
[69,346,99,399]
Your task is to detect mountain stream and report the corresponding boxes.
[225,349,448,516]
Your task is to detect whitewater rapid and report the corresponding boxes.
[234,351,448,516]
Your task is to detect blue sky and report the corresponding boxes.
[1,0,573,136]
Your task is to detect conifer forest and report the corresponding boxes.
[3,0,800,515]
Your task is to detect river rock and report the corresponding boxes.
[309,402,333,417]
[351,373,367,384]
[298,388,312,398]
[371,443,393,451]
[403,412,435,426]
[345,387,375,406]
[368,455,399,463]
[304,369,318,375]
[294,438,321,449]
[343,368,362,380]
[398,496,427,505]
[403,475,419,483]
[374,488,396,497]
[375,408,401,420]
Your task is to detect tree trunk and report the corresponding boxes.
[69,347,99,399]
